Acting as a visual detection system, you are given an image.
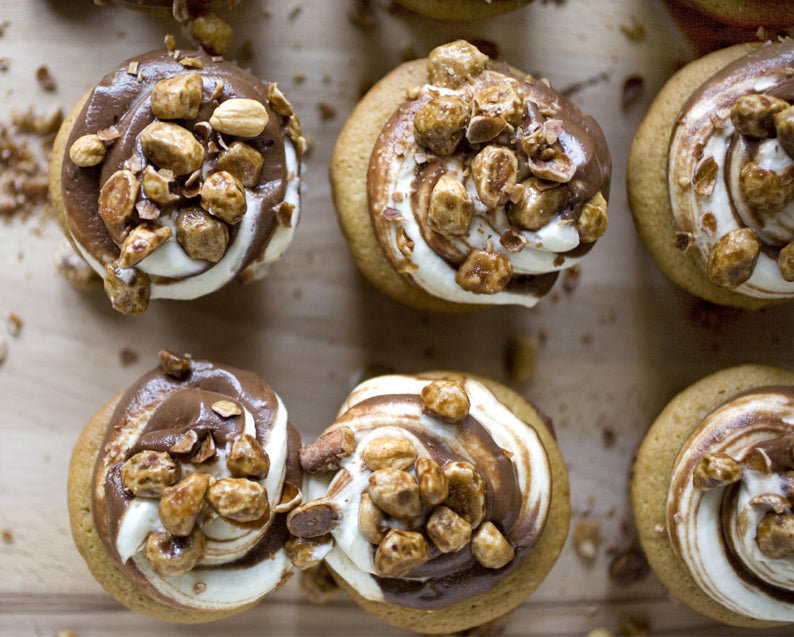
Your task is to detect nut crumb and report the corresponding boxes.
[602,427,615,448]
[317,102,337,121]
[1,528,12,543]
[35,65,56,91]
[118,347,139,366]
[618,616,651,636]
[574,518,601,560]
[562,265,580,292]
[504,335,537,383]
[620,16,646,41]
[6,313,22,337]
[609,547,650,586]
[0,58,9,71]
[621,75,644,111]
[347,0,377,29]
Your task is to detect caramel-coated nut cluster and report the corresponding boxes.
[692,452,743,490]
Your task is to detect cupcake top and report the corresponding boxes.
[91,351,302,611]
[59,47,303,314]
[667,385,794,622]
[290,373,552,609]
[368,41,611,308]
[668,39,794,302]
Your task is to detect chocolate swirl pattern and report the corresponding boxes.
[668,40,794,300]
[91,351,302,611]
[55,48,303,314]
[368,41,611,309]
[291,374,552,610]
[667,386,794,622]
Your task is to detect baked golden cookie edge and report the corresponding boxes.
[393,0,532,21]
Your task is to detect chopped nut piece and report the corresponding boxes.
[35,65,56,91]
[474,82,524,126]
[299,426,355,473]
[53,238,101,291]
[98,170,139,242]
[200,170,247,224]
[757,512,794,558]
[780,242,794,281]
[121,450,179,498]
[368,468,422,520]
[140,121,204,176]
[693,155,719,197]
[455,250,513,294]
[413,95,469,156]
[375,529,430,578]
[210,98,269,138]
[227,433,270,479]
[471,145,518,208]
[103,262,150,315]
[739,161,794,213]
[421,380,470,424]
[206,477,269,523]
[159,472,211,537]
[6,313,22,337]
[216,141,264,187]
[187,13,232,56]
[151,72,203,121]
[416,457,448,506]
[273,481,302,514]
[158,349,192,378]
[731,94,789,139]
[500,227,528,253]
[191,434,216,464]
[508,178,567,231]
[361,436,417,471]
[176,206,230,263]
[284,534,333,570]
[427,174,473,238]
[775,106,794,159]
[276,201,296,227]
[117,223,172,269]
[267,83,294,117]
[427,40,488,90]
[69,134,106,167]
[577,192,608,243]
[466,116,508,145]
[170,430,199,455]
[749,493,791,514]
[574,518,600,560]
[609,547,650,586]
[692,452,743,490]
[145,528,206,578]
[359,493,389,544]
[504,334,537,383]
[472,521,514,568]
[287,497,343,538]
[142,166,178,205]
[706,227,760,289]
[426,505,472,553]
[444,461,486,527]
[212,399,241,418]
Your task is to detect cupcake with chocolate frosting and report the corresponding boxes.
[632,364,794,628]
[330,40,611,312]
[288,372,570,634]
[67,350,303,622]
[50,47,304,315]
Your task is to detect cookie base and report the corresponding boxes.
[393,0,532,21]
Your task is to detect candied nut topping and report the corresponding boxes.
[775,106,794,159]
[508,178,568,231]
[287,498,343,538]
[170,429,199,455]
[471,146,518,209]
[103,261,150,315]
[121,450,179,498]
[98,169,139,242]
[159,472,211,537]
[217,141,265,187]
[731,94,789,139]
[706,227,760,289]
[471,521,514,569]
[176,206,230,263]
[158,349,192,378]
[416,457,449,506]
[426,505,472,554]
[145,527,206,578]
[455,250,513,294]
[212,399,242,418]
[206,477,269,523]
[368,468,422,520]
[739,162,794,214]
[273,481,302,514]
[756,513,794,559]
[360,436,418,472]
[117,223,172,268]
[374,529,430,578]
[444,461,487,527]
[209,98,269,138]
[69,134,106,167]
[420,380,470,424]
[151,72,203,121]
[200,170,247,224]
[358,493,389,544]
[284,534,333,570]
[577,191,609,243]
[142,166,179,206]
[427,40,488,89]
[413,95,469,157]
[779,242,794,281]
[227,433,270,479]
[300,426,356,473]
[692,452,743,490]
[474,83,524,126]
[140,121,205,176]
[427,174,474,237]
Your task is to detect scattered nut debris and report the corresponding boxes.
[504,335,538,383]
[118,347,139,366]
[0,58,9,72]
[6,313,22,337]
[586,630,614,637]
[562,265,581,292]
[618,616,651,636]
[35,65,56,91]
[574,518,601,560]
[602,427,616,448]
[620,17,646,41]
[1,528,12,543]
[621,75,644,111]
[609,547,650,586]
[317,102,337,121]
[55,631,79,637]
[347,0,377,29]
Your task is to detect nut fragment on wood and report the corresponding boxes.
[608,547,650,586]
[504,334,538,383]
[573,518,601,560]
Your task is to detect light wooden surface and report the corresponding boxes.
[2,1,794,635]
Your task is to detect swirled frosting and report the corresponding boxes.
[92,352,302,611]
[669,40,794,300]
[667,386,794,621]
[59,48,303,314]
[297,373,552,610]
[369,41,611,308]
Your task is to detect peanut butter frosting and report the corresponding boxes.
[58,47,303,314]
[91,351,302,611]
[667,386,794,621]
[368,41,611,308]
[291,373,552,609]
[669,40,794,300]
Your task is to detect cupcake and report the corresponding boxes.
[632,364,794,628]
[669,0,794,29]
[287,372,570,634]
[391,0,533,20]
[330,40,611,312]
[50,47,304,315]
[627,40,794,309]
[67,350,303,622]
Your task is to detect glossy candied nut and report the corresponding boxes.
[413,95,469,157]
[286,497,343,539]
[98,169,139,242]
[749,493,791,514]
[473,82,524,126]
[427,40,488,90]
[358,493,389,545]
[508,178,567,231]
[158,349,192,378]
[187,13,233,56]
[471,521,514,569]
[209,98,269,138]
[360,436,418,472]
[466,115,508,145]
[420,380,470,424]
[211,399,241,417]
[170,430,199,456]
[443,461,486,527]
[427,174,474,238]
[455,250,513,294]
[142,165,179,206]
[120,450,179,498]
[150,72,203,121]
[140,121,205,176]
[176,206,230,263]
[426,505,471,553]
[731,94,789,139]
[374,529,430,578]
[69,133,106,167]
[284,534,334,570]
[200,170,247,224]
[226,433,270,479]
[117,223,172,268]
[216,141,265,187]
[206,477,269,523]
[577,191,608,243]
[272,481,303,514]
[191,434,216,464]
[471,145,518,208]
[416,457,448,506]
[145,527,206,578]
[775,106,794,159]
[756,512,794,559]
[368,468,422,520]
[158,472,211,537]
[103,261,150,315]
[779,242,794,281]
[267,83,294,117]
[692,452,743,490]
[299,426,356,474]
[706,227,761,289]
[739,162,794,214]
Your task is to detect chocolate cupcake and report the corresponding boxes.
[50,47,304,314]
[67,350,303,622]
[330,40,611,312]
[289,372,570,634]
